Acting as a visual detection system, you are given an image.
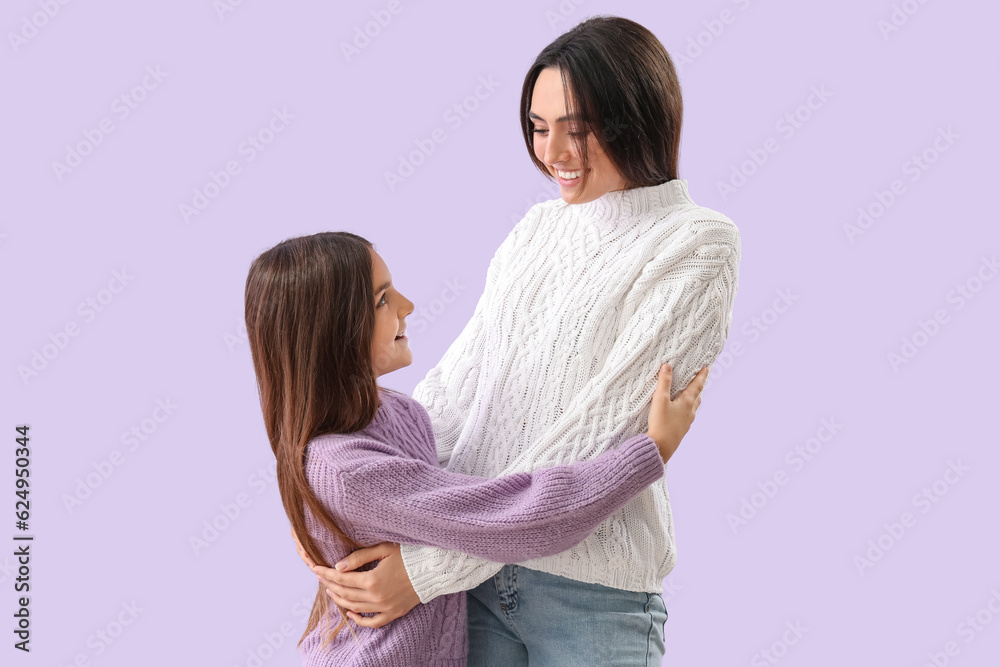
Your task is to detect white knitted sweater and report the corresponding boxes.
[402,178,741,602]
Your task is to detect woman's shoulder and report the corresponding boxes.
[683,207,741,250]
[650,198,741,260]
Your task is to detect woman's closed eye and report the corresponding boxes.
[533,128,586,137]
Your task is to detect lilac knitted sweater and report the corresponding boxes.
[297,387,664,666]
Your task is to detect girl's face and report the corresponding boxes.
[529,66,628,205]
[370,248,414,377]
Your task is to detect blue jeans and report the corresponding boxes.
[466,564,668,666]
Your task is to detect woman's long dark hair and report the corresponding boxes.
[520,15,684,193]
[244,231,380,647]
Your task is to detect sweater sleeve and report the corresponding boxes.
[411,206,536,467]
[316,432,664,564]
[400,214,741,602]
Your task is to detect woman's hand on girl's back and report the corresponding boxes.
[311,542,421,628]
[646,363,708,463]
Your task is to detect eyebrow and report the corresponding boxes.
[528,111,580,123]
[375,280,391,294]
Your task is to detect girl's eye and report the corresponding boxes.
[532,128,549,135]
[377,294,386,307]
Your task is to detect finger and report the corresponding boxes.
[313,564,347,584]
[335,544,391,571]
[656,363,672,393]
[328,590,382,613]
[348,611,392,629]
[680,367,708,397]
[316,568,371,592]
[320,578,375,604]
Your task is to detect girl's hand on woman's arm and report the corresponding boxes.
[646,363,708,464]
[312,542,420,628]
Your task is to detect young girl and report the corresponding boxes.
[244,231,708,666]
[309,15,741,666]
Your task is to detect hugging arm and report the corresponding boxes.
[306,429,663,627]
[313,215,740,623]
[398,216,742,604]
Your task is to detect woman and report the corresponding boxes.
[245,231,708,665]
[308,15,741,666]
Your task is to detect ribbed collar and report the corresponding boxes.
[561,178,696,225]
[367,387,400,428]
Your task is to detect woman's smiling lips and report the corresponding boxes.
[555,168,584,186]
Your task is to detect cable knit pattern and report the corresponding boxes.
[298,388,665,666]
[402,179,741,602]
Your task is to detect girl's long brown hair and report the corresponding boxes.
[244,231,381,647]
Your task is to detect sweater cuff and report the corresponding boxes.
[399,543,444,604]
[618,434,666,488]
[400,543,503,604]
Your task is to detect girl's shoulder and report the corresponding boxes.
[306,389,436,467]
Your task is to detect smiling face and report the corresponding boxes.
[369,248,414,377]
[528,67,628,205]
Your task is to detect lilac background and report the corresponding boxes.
[3,0,999,665]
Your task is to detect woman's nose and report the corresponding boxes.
[544,131,572,165]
